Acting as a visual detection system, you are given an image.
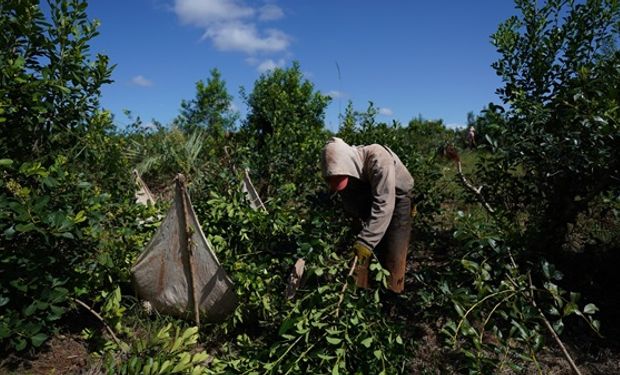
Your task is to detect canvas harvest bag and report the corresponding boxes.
[131,174,236,324]
[133,169,156,206]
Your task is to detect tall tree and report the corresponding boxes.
[176,68,237,136]
[243,62,329,146]
[240,62,330,193]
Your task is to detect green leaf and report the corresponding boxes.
[360,337,373,348]
[10,279,29,292]
[24,302,37,316]
[542,260,551,279]
[583,303,599,315]
[461,259,479,273]
[159,360,172,373]
[326,336,342,345]
[0,159,13,167]
[279,318,295,336]
[55,85,71,94]
[3,226,16,238]
[15,338,27,351]
[15,223,36,233]
[12,56,25,68]
[56,232,75,240]
[563,302,578,316]
[511,320,528,339]
[191,352,209,364]
[0,323,10,339]
[47,305,64,321]
[72,210,87,224]
[373,349,383,360]
[533,333,544,351]
[548,306,560,316]
[31,333,48,347]
[48,287,69,304]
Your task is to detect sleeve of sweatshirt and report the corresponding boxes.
[356,147,396,250]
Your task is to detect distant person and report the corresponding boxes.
[466,126,476,148]
[320,137,414,293]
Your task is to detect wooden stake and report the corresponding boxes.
[177,174,201,326]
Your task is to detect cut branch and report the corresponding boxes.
[73,298,124,350]
[335,255,358,317]
[456,160,495,215]
[528,274,583,375]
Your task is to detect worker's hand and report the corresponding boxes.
[352,241,372,260]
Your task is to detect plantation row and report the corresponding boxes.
[1,0,618,373]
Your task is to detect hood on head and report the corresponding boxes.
[320,137,362,179]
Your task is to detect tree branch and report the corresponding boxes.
[335,256,358,317]
[73,298,124,350]
[455,160,495,215]
[528,274,583,375]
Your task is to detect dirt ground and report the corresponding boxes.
[0,334,92,375]
[2,326,618,375]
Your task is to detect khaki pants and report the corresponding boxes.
[354,194,412,293]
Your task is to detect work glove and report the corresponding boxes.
[352,241,372,260]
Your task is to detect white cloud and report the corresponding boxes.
[258,4,284,21]
[174,0,290,55]
[257,58,285,73]
[446,123,465,129]
[131,75,153,87]
[204,23,289,53]
[379,107,393,116]
[245,56,259,65]
[174,0,253,26]
[326,90,344,98]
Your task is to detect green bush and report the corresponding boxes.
[0,156,153,352]
[479,0,620,249]
[0,0,113,161]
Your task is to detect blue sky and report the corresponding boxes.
[87,1,518,131]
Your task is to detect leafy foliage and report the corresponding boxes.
[175,68,238,136]
[436,0,619,370]
[1,0,617,373]
[0,0,113,160]
[127,126,209,189]
[239,62,331,194]
[438,212,600,373]
[481,0,620,248]
[104,324,211,375]
[0,156,150,352]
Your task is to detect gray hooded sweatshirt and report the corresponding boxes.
[321,137,414,249]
